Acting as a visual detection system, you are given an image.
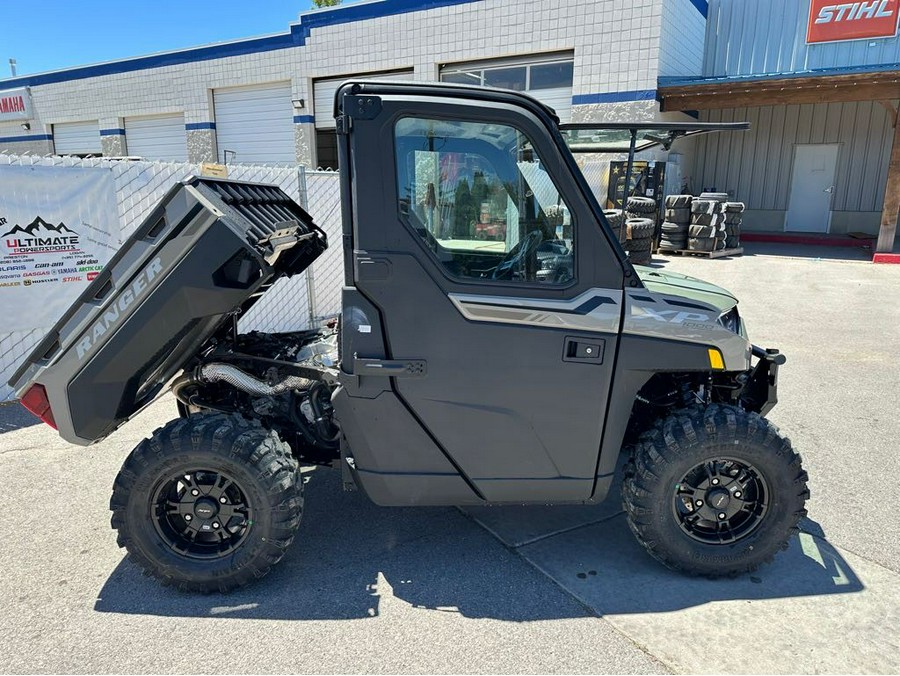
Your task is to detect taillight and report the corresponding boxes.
[20,384,57,430]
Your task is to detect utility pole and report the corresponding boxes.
[8,58,16,77]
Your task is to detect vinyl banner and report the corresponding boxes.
[0,164,120,332]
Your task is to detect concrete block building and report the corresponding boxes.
[0,0,705,167]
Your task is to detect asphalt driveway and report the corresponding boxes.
[1,243,898,674]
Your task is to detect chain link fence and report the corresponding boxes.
[304,170,343,324]
[0,155,348,401]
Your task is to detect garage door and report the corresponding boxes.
[314,70,414,129]
[124,114,188,161]
[53,121,101,156]
[213,82,294,164]
[531,86,572,124]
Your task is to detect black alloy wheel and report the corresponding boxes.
[152,469,252,560]
[672,458,769,545]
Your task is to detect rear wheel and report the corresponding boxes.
[623,405,809,577]
[110,414,303,592]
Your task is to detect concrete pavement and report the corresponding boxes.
[0,396,664,674]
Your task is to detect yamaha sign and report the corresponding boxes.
[0,87,33,122]
[808,0,900,43]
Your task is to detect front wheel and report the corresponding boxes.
[110,414,303,592]
[623,404,809,577]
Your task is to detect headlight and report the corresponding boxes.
[718,307,742,335]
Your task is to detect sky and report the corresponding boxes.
[3,1,358,77]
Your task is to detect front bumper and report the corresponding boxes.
[741,345,786,416]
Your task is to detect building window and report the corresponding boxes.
[484,66,527,91]
[529,62,575,90]
[440,56,574,94]
[395,117,574,285]
[316,130,338,170]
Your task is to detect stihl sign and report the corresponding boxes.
[808,0,900,43]
[0,87,33,122]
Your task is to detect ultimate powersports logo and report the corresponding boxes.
[2,216,80,254]
[0,215,103,288]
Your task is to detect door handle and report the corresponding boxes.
[823,186,835,194]
[562,337,605,364]
[353,357,427,377]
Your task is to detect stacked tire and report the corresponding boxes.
[625,218,654,266]
[603,208,625,243]
[624,196,657,265]
[625,196,657,221]
[659,195,692,252]
[688,198,726,252]
[723,202,745,249]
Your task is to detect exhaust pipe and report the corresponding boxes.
[197,363,311,396]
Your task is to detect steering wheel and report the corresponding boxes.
[492,230,544,280]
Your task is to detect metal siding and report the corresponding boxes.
[763,105,786,209]
[718,109,737,191]
[810,104,827,144]
[742,0,761,76]
[701,108,720,189]
[750,106,772,205]
[692,101,895,214]
[705,0,900,77]
[835,102,858,210]
[736,107,757,201]
[776,105,801,209]
[797,105,814,145]
[876,107,894,208]
[850,103,875,210]
[860,103,885,209]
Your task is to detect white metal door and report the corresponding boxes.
[214,82,294,164]
[124,114,188,161]
[53,121,101,156]
[786,144,839,233]
[314,71,414,129]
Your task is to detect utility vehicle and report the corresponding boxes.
[10,82,809,592]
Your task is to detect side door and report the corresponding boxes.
[785,144,839,233]
[337,85,626,503]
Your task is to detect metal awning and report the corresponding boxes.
[559,122,750,218]
[559,122,750,154]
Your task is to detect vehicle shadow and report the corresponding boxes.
[507,508,862,616]
[94,467,862,622]
[0,402,41,435]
